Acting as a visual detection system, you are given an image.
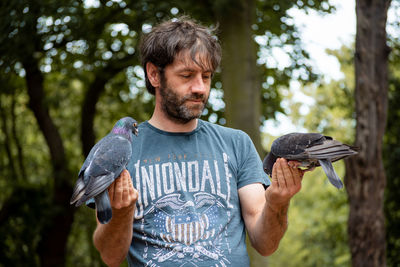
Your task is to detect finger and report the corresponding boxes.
[275,158,287,188]
[114,172,124,204]
[288,160,301,168]
[125,170,139,201]
[280,158,294,188]
[289,161,303,186]
[127,172,136,197]
[271,161,280,188]
[108,179,116,202]
[127,171,134,189]
[291,166,304,187]
[288,160,302,169]
[291,166,302,186]
[128,182,135,199]
[122,171,130,203]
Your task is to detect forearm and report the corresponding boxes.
[239,182,291,256]
[93,207,135,267]
[241,159,303,256]
[248,202,289,256]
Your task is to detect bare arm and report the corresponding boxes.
[93,170,138,267]
[238,158,304,256]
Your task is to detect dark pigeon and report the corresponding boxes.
[263,133,358,189]
[70,117,138,224]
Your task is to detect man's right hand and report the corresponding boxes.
[108,169,138,211]
[94,169,138,267]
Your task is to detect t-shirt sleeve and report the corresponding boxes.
[235,131,271,189]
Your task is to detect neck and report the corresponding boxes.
[148,105,198,133]
[112,127,131,141]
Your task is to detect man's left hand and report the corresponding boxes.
[265,158,305,212]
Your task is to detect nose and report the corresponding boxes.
[190,73,207,94]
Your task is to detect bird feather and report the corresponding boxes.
[263,132,358,189]
[70,117,138,224]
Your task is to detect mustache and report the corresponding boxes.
[182,93,206,102]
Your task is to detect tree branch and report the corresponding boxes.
[0,95,17,180]
[11,91,26,180]
[81,56,136,156]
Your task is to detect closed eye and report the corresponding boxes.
[180,74,191,78]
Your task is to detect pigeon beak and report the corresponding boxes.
[133,123,139,136]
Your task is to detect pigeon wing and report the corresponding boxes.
[305,139,358,162]
[74,135,132,206]
[77,133,112,178]
[271,133,326,159]
[70,176,86,204]
[75,172,114,206]
[71,134,113,204]
[86,136,131,176]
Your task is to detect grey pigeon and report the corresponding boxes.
[70,117,138,224]
[263,133,358,189]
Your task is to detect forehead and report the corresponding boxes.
[170,50,213,72]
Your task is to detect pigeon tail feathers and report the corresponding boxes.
[70,178,86,205]
[95,190,112,224]
[318,159,343,189]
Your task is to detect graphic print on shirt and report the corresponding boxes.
[133,152,234,267]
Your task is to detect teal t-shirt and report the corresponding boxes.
[126,120,270,267]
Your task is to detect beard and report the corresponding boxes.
[159,78,208,124]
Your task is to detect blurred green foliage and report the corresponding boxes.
[260,40,355,267]
[272,10,400,263]
[268,163,350,267]
[288,44,355,144]
[262,130,351,266]
[384,10,400,264]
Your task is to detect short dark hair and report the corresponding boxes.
[139,17,222,94]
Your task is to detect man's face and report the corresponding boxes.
[158,51,213,124]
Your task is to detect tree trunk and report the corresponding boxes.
[216,1,267,266]
[345,0,391,266]
[24,59,75,267]
[216,0,263,155]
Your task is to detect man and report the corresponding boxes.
[93,18,306,267]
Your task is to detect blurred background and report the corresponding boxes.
[0,0,399,266]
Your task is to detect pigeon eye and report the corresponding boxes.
[133,123,137,127]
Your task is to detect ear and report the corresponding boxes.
[146,62,161,88]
